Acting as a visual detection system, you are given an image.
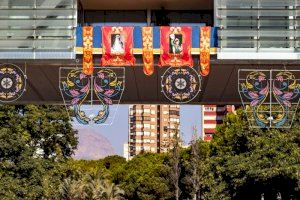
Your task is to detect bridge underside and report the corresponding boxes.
[1,58,299,105]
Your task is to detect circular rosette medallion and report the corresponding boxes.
[0,63,26,102]
[161,67,201,103]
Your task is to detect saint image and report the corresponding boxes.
[169,34,183,54]
[111,34,124,54]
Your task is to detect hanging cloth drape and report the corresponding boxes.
[142,27,154,76]
[159,26,193,67]
[200,26,211,76]
[101,26,135,66]
[83,26,94,75]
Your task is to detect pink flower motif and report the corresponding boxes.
[104,89,114,97]
[259,86,268,95]
[104,97,112,105]
[70,89,80,97]
[273,86,283,95]
[98,73,105,79]
[250,100,259,107]
[71,98,80,105]
[258,76,266,82]
[94,83,104,93]
[249,91,258,99]
[80,84,89,93]
[80,73,87,80]
[282,92,293,100]
[276,76,284,82]
[283,100,291,107]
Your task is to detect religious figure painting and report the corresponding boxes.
[111,34,125,54]
[169,34,183,54]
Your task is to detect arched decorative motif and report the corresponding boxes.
[238,69,300,128]
[60,67,125,125]
[0,63,26,103]
[161,67,201,103]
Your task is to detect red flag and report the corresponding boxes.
[101,26,135,66]
[200,26,211,76]
[159,26,193,67]
[142,27,154,76]
[83,26,94,75]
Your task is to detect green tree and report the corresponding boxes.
[181,126,212,200]
[0,105,78,199]
[168,126,182,200]
[209,110,300,199]
[117,153,174,200]
[93,179,124,200]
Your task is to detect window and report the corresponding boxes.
[144,131,150,136]
[170,110,179,115]
[136,132,143,136]
[144,109,150,113]
[136,124,143,128]
[0,0,77,59]
[163,111,169,115]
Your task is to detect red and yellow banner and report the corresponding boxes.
[83,26,94,75]
[142,27,154,76]
[101,26,135,66]
[200,26,211,76]
[159,26,193,67]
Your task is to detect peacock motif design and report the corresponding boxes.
[93,69,124,124]
[240,71,269,128]
[272,71,300,128]
[239,70,300,128]
[61,69,91,124]
[60,67,125,125]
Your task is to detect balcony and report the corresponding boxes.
[0,0,77,59]
[216,0,300,60]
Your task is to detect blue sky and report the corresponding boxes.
[74,105,202,156]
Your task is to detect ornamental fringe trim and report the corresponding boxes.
[200,26,211,76]
[83,26,94,75]
[142,27,154,76]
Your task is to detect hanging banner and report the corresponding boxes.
[159,26,193,67]
[101,26,135,66]
[200,26,211,76]
[142,27,154,76]
[83,26,94,75]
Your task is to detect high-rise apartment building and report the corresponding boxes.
[201,105,235,141]
[126,105,180,160]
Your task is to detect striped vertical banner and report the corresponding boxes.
[83,26,94,75]
[200,26,211,76]
[142,27,154,76]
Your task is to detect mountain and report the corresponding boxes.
[73,128,115,160]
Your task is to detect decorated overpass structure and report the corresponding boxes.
[0,0,299,128]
